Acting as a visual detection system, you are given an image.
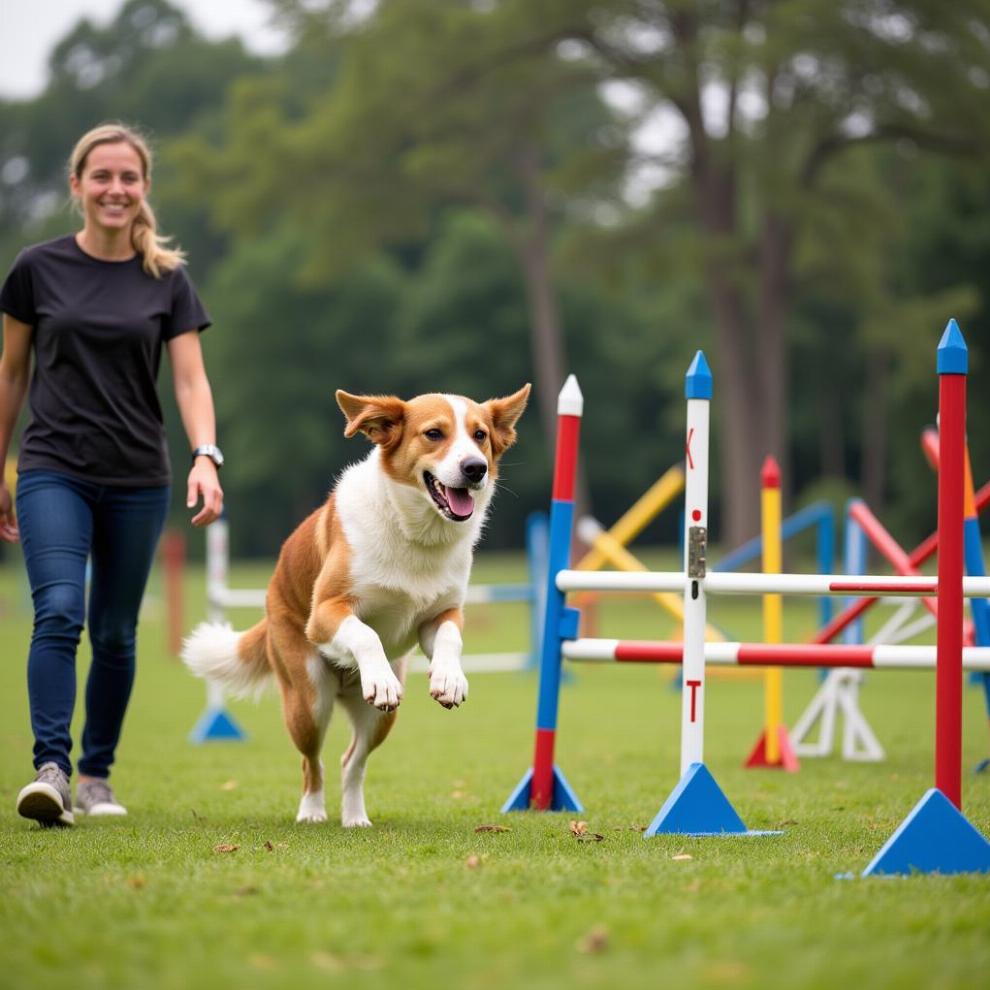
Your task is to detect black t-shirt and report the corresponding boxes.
[0,234,210,486]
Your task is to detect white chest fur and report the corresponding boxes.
[331,450,488,657]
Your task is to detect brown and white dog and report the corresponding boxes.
[182,385,530,826]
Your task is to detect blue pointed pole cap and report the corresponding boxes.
[861,788,990,876]
[937,319,968,375]
[685,351,713,399]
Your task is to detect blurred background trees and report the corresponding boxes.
[2,0,990,556]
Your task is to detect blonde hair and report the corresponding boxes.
[69,123,185,278]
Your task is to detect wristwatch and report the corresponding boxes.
[191,444,224,469]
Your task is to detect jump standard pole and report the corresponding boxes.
[643,352,777,838]
[501,376,584,813]
[860,319,990,877]
[744,456,799,771]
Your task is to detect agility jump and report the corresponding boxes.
[504,320,990,876]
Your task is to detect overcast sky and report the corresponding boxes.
[0,0,289,99]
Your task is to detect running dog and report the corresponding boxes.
[182,385,530,826]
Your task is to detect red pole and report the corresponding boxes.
[935,323,967,808]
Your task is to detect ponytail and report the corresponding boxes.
[69,123,185,279]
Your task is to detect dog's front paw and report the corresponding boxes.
[296,792,328,824]
[342,813,373,828]
[361,662,404,712]
[430,663,469,709]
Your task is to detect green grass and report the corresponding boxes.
[1,554,989,990]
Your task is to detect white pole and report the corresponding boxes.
[680,353,712,775]
[206,517,228,713]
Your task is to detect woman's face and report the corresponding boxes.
[70,141,149,238]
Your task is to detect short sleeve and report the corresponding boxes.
[0,250,37,325]
[163,265,211,340]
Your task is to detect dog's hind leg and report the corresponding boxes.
[336,670,402,827]
[271,621,334,824]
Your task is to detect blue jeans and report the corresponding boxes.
[16,470,170,778]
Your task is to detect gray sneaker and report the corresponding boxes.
[16,762,75,827]
[75,778,127,817]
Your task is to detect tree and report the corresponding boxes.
[524,0,990,542]
[175,0,630,456]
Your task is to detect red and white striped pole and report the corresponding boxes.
[935,320,967,808]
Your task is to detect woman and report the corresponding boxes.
[0,123,224,826]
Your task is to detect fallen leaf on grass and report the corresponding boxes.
[570,820,604,841]
[234,885,258,897]
[465,854,482,869]
[576,925,610,954]
[474,824,511,833]
[672,853,693,861]
[311,951,343,973]
[126,875,146,889]
[220,780,238,791]
[214,843,240,854]
[263,840,274,852]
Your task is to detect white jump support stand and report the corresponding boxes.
[790,668,885,761]
[188,517,247,743]
[792,598,935,762]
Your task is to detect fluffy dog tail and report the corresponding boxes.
[182,618,272,699]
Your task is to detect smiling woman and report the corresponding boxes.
[0,122,224,829]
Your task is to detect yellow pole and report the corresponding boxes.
[575,464,684,572]
[762,456,783,763]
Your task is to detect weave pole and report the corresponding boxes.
[502,376,584,813]
[861,320,990,876]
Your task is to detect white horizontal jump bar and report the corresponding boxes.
[209,588,267,608]
[555,569,990,598]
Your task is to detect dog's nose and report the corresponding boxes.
[461,457,488,485]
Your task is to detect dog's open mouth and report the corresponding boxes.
[423,471,475,521]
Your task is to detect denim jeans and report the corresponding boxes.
[16,470,170,778]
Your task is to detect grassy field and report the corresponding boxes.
[1,551,989,990]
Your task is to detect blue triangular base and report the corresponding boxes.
[644,762,780,837]
[501,765,583,813]
[861,788,990,877]
[188,706,246,743]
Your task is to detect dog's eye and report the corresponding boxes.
[424,428,444,441]
[473,430,488,443]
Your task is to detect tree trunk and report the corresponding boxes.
[691,161,763,547]
[757,212,793,493]
[861,351,888,512]
[512,144,592,523]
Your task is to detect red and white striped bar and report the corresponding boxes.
[562,638,990,671]
[556,569,990,598]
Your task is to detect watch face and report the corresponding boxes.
[195,445,223,467]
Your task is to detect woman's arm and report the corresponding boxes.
[0,313,32,542]
[167,330,223,527]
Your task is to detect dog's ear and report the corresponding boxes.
[484,383,531,457]
[336,391,405,447]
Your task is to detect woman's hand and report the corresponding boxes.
[187,459,223,527]
[0,481,18,542]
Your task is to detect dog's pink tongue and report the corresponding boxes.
[447,487,475,518]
